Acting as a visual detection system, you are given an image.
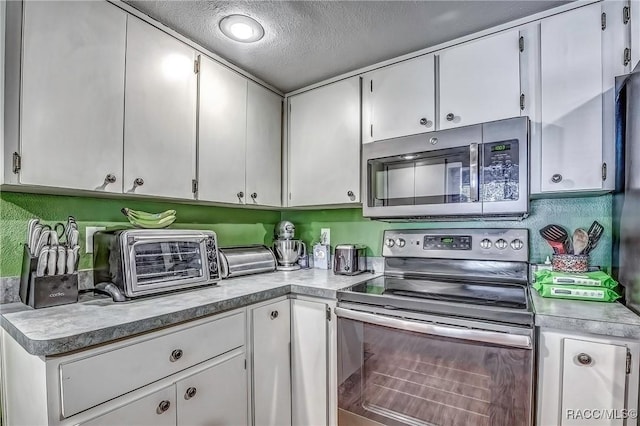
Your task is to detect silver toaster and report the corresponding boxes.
[93,229,220,300]
[333,244,367,275]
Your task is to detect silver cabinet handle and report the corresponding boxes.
[251,192,257,199]
[419,118,432,127]
[105,174,116,184]
[270,310,279,320]
[134,177,144,187]
[157,400,171,414]
[184,387,197,399]
[347,190,354,197]
[335,307,532,349]
[237,191,244,199]
[170,349,183,362]
[551,174,563,183]
[446,113,455,121]
[576,353,593,366]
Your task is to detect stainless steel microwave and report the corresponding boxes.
[362,116,529,219]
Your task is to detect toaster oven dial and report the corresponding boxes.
[395,238,406,248]
[385,238,395,248]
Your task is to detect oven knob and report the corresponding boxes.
[480,238,492,249]
[395,238,406,248]
[385,238,395,248]
[495,239,508,250]
[510,239,524,250]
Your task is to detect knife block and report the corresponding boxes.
[20,244,78,309]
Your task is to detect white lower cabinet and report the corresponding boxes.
[251,299,292,426]
[0,309,247,426]
[537,329,640,426]
[291,297,337,426]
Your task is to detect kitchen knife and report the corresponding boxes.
[26,218,39,251]
[36,249,48,277]
[29,224,43,255]
[49,230,59,247]
[34,230,50,257]
[68,228,79,248]
[71,245,80,273]
[57,246,66,275]
[66,247,75,274]
[46,246,57,276]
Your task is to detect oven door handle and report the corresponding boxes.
[335,307,532,349]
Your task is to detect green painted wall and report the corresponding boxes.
[0,191,613,277]
[282,195,614,269]
[0,192,280,277]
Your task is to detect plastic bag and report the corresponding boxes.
[532,281,620,302]
[534,269,618,289]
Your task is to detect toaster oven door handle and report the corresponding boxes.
[129,235,208,243]
[335,307,532,349]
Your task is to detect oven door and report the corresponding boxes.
[336,307,534,426]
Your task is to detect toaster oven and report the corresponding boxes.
[93,229,220,300]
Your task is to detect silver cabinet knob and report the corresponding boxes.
[347,190,354,197]
[157,400,171,414]
[184,387,197,400]
[270,310,279,320]
[170,349,183,362]
[551,174,563,183]
[419,118,432,128]
[251,192,257,199]
[429,137,438,145]
[237,191,244,199]
[446,113,455,121]
[133,177,144,187]
[577,353,593,366]
[105,174,117,184]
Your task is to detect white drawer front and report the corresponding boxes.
[60,311,245,417]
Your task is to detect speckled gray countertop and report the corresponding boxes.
[530,290,640,339]
[0,269,381,357]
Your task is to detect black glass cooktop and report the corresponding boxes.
[346,276,528,310]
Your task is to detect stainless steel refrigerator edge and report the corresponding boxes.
[614,61,640,314]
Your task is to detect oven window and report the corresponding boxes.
[338,319,532,426]
[132,241,204,285]
[367,146,472,207]
[482,140,520,202]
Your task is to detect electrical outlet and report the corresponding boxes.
[321,228,331,246]
[85,226,106,254]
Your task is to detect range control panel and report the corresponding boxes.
[382,228,528,262]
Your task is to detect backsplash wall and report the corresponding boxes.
[0,192,281,277]
[0,192,613,278]
[282,195,614,270]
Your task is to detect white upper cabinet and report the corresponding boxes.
[197,57,282,207]
[540,3,603,193]
[124,17,197,199]
[246,82,282,207]
[19,1,126,192]
[288,77,361,207]
[362,54,435,143]
[438,29,522,130]
[197,55,248,204]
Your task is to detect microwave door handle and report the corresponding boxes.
[335,307,532,349]
[469,143,479,202]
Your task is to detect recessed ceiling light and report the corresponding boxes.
[219,15,264,43]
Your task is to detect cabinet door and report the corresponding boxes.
[362,54,435,143]
[176,352,248,426]
[439,29,521,130]
[80,385,175,426]
[246,82,282,207]
[124,17,197,199]
[561,338,627,426]
[540,3,603,192]
[197,55,248,204]
[252,299,291,426]
[291,299,329,426]
[288,77,360,207]
[20,1,126,192]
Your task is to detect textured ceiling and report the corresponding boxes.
[125,0,569,93]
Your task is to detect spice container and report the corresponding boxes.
[552,254,589,273]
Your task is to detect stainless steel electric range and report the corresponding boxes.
[336,228,534,426]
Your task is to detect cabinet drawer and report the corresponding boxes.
[60,311,245,418]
